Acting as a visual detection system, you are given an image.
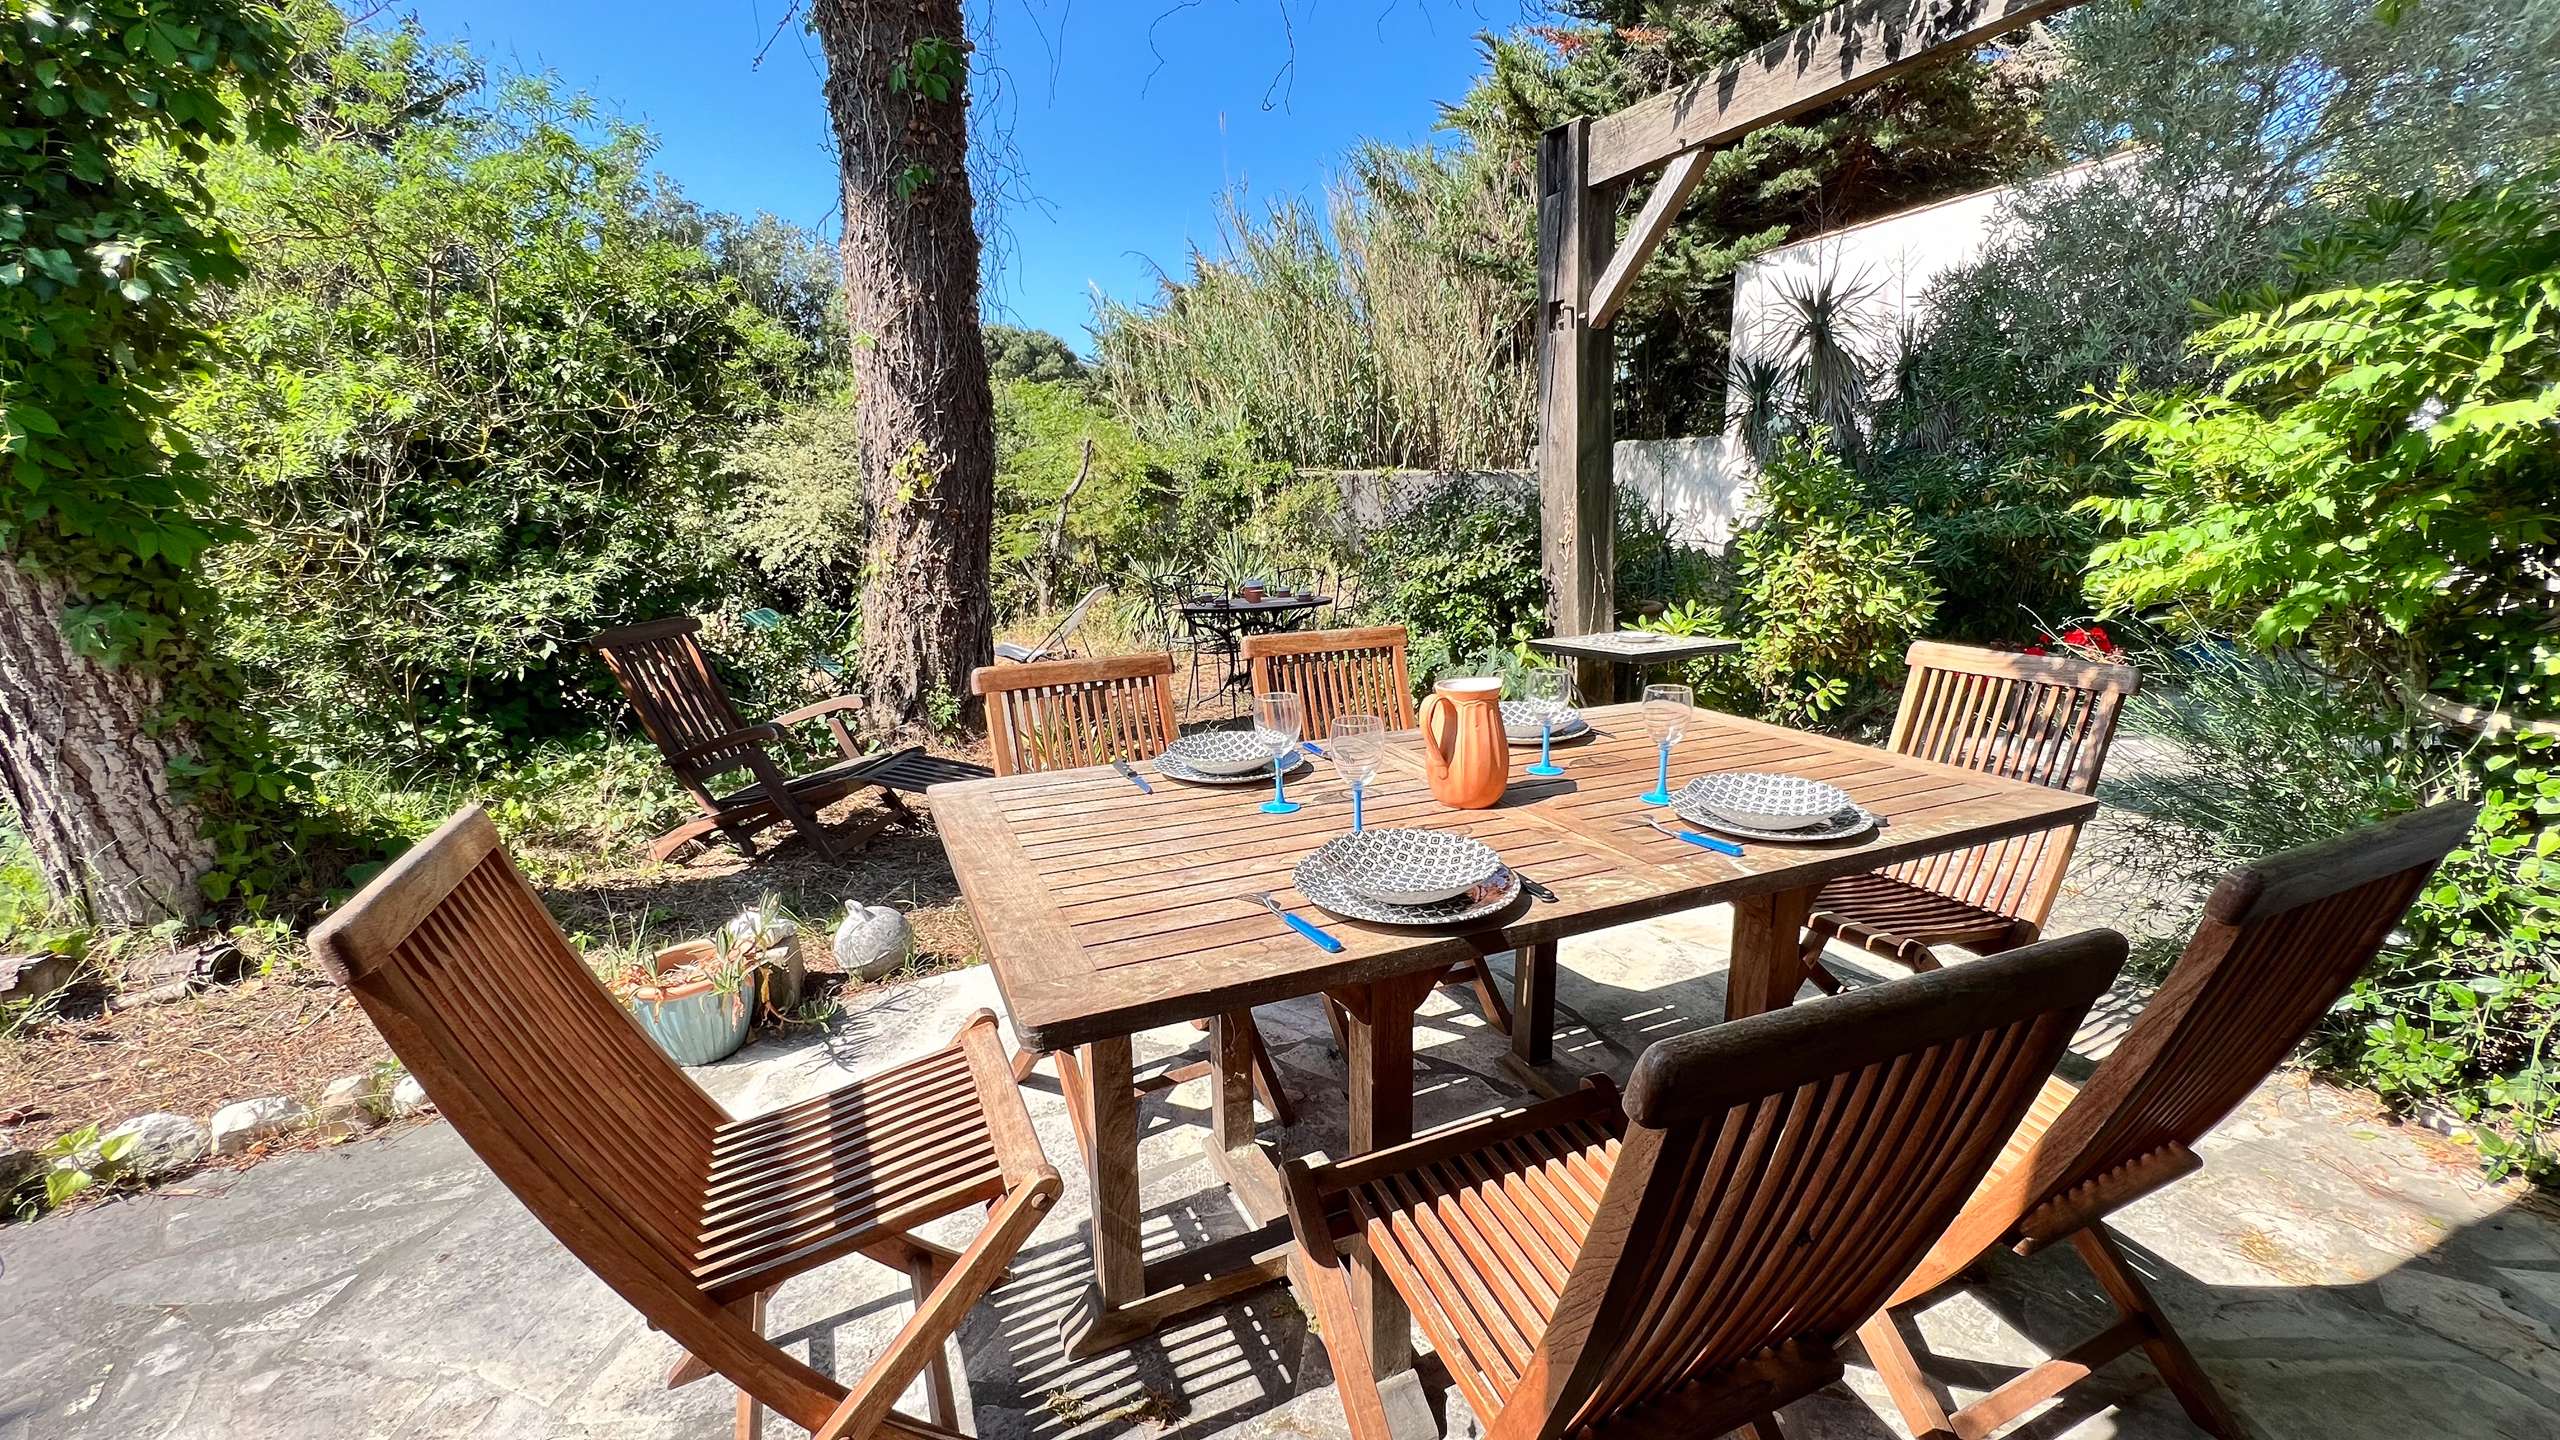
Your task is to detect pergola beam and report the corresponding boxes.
[1587,0,2083,187]
[1540,0,2091,646]
[1587,147,1709,331]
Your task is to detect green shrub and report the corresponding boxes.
[183,19,802,774]
[1353,477,1544,681]
[716,393,866,613]
[2096,648,2559,1179]
[1728,440,1940,728]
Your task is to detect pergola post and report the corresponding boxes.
[1531,0,2093,661]
[1536,117,1617,697]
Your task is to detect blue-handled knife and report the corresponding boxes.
[1249,891,1344,952]
[1110,757,1153,794]
[1646,816,1744,857]
[1300,740,1326,758]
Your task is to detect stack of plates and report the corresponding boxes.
[1155,728,1306,786]
[1500,701,1588,743]
[1672,772,1877,843]
[1293,828,1520,926]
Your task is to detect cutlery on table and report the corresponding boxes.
[1110,757,1153,795]
[1249,891,1344,952]
[1520,874,1559,904]
[1645,816,1745,857]
[1300,740,1326,758]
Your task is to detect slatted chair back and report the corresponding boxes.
[1510,930,2126,1438]
[589,617,754,781]
[970,652,1180,777]
[1923,801,2477,1272]
[1241,625,1415,740]
[309,806,724,1300]
[1878,641,2138,930]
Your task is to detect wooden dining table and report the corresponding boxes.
[930,702,2096,1376]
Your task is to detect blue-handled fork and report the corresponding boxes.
[1248,890,1343,952]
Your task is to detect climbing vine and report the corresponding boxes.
[1,1,335,907]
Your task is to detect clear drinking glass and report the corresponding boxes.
[1640,682,1693,805]
[1327,714,1387,831]
[1255,691,1305,815]
[1523,667,1575,778]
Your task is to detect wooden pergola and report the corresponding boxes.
[1536,0,2088,647]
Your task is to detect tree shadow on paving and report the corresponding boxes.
[963,1197,1315,1440]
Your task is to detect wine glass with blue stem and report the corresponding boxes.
[1327,714,1386,831]
[1640,682,1693,806]
[1255,691,1304,815]
[1524,667,1574,778]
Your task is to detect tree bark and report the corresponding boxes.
[0,557,215,926]
[813,0,997,731]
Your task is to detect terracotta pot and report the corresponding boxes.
[1239,583,1267,602]
[625,940,751,1066]
[1418,676,1510,809]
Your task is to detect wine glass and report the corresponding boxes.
[1255,691,1304,815]
[1640,682,1693,805]
[1327,714,1387,831]
[1523,667,1576,778]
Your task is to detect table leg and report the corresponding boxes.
[1082,1038,1145,1302]
[1726,884,1818,1020]
[1206,1009,1286,1224]
[1500,940,1586,1099]
[1327,968,1440,1430]
[1057,1033,1293,1360]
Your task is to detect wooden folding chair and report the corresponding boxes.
[994,584,1108,664]
[590,617,990,864]
[309,806,1057,1440]
[1802,641,2137,992]
[1283,928,2127,1440]
[1858,801,2478,1440]
[1242,625,1511,1035]
[970,653,1298,1133]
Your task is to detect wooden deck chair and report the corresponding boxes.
[994,584,1108,663]
[1282,928,2127,1440]
[1802,641,2137,993]
[969,653,1298,1134]
[1859,801,2478,1440]
[309,806,1058,1440]
[590,617,990,864]
[1241,626,1511,1035]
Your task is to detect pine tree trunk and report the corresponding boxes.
[813,0,996,731]
[0,557,215,926]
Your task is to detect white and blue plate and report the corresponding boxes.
[1674,772,1854,831]
[1500,701,1588,744]
[1155,745,1309,787]
[1314,827,1501,905]
[1161,727,1293,776]
[1295,842,1521,926]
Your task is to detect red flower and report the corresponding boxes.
[2021,645,2048,657]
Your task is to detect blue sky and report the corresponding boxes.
[399,2,1530,349]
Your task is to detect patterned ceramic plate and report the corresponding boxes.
[1672,796,1880,844]
[1673,772,1854,830]
[1154,747,1310,787]
[1500,701,1589,743]
[1312,827,1502,905]
[1294,849,1521,927]
[1162,727,1292,775]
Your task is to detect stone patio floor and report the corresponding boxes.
[7,901,2559,1440]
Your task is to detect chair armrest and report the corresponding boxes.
[669,723,787,773]
[1289,1076,1623,1228]
[771,694,863,729]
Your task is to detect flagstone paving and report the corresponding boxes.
[6,902,2557,1440]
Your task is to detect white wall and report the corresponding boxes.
[1614,158,2121,550]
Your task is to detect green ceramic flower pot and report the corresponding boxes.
[626,941,751,1066]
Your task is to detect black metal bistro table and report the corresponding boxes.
[1175,592,1335,700]
[1530,628,1740,702]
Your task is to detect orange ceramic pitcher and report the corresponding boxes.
[1418,677,1510,809]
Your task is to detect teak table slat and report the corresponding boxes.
[930,703,2096,1363]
